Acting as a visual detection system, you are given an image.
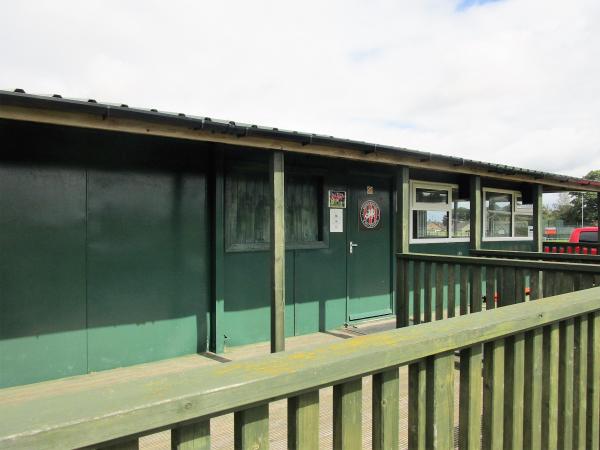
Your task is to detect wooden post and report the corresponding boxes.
[532,184,543,253]
[395,166,410,328]
[210,148,225,353]
[470,176,481,251]
[270,151,285,353]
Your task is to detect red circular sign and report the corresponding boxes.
[360,200,381,229]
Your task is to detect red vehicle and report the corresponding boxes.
[569,226,599,243]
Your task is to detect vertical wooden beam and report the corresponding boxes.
[459,344,483,450]
[504,333,525,450]
[409,361,427,450]
[395,166,410,329]
[210,148,225,353]
[542,323,559,450]
[270,151,285,353]
[372,368,399,450]
[558,318,575,450]
[171,420,210,450]
[234,405,269,450]
[426,352,455,449]
[586,311,600,450]
[470,175,482,250]
[483,339,505,450]
[288,391,319,450]
[573,316,588,450]
[524,327,543,449]
[333,379,362,450]
[396,165,410,254]
[533,184,544,253]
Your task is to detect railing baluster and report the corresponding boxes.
[558,319,575,450]
[499,267,516,307]
[288,391,319,450]
[486,266,496,310]
[435,263,444,320]
[460,265,469,315]
[171,421,210,450]
[397,258,410,328]
[515,268,525,303]
[530,269,542,300]
[545,270,556,297]
[409,360,427,450]
[586,311,600,450]
[372,369,399,450]
[414,261,422,325]
[573,316,588,450]
[333,379,362,450]
[504,333,525,449]
[234,404,269,450]
[426,352,454,449]
[102,439,139,450]
[424,262,432,323]
[459,344,483,450]
[524,327,543,449]
[471,265,483,313]
[482,339,505,450]
[447,264,456,318]
[542,323,559,450]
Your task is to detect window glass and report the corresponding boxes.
[580,231,598,243]
[452,188,470,238]
[415,188,448,204]
[486,192,512,237]
[514,214,533,237]
[412,210,449,239]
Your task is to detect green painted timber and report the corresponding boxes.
[333,379,362,450]
[287,390,319,450]
[270,151,285,352]
[372,368,399,450]
[0,120,212,387]
[234,404,269,450]
[459,344,483,450]
[470,175,482,250]
[171,421,210,450]
[4,287,600,449]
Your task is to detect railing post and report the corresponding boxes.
[470,175,481,251]
[171,421,210,450]
[426,352,455,449]
[459,344,483,450]
[234,405,269,450]
[333,379,362,450]
[532,184,543,253]
[395,166,410,328]
[210,148,225,353]
[372,369,399,450]
[270,150,285,353]
[288,391,319,450]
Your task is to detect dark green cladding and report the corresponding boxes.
[0,121,210,387]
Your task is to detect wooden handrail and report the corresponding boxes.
[397,252,600,273]
[2,288,600,449]
[471,249,600,263]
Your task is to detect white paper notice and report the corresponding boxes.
[330,209,343,233]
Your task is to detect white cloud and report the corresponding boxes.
[2,0,600,178]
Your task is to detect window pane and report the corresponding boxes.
[514,214,533,237]
[515,196,533,215]
[486,192,512,212]
[412,210,449,239]
[452,188,470,238]
[285,175,321,243]
[415,188,448,204]
[580,231,598,243]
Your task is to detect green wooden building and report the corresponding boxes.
[2,89,599,389]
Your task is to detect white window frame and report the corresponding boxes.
[409,181,470,244]
[482,188,533,241]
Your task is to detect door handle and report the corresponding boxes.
[349,241,359,254]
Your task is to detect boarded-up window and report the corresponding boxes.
[225,168,322,250]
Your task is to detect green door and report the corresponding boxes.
[347,176,393,321]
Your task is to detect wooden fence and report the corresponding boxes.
[2,287,600,449]
[397,253,600,326]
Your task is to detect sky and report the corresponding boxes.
[1,0,600,182]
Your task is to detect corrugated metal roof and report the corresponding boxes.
[1,88,599,192]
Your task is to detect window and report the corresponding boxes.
[410,182,470,242]
[484,189,533,240]
[225,167,323,251]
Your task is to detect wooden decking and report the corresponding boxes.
[0,318,460,449]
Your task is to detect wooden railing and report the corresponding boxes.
[397,253,600,325]
[2,288,600,449]
[472,248,600,263]
[543,241,600,255]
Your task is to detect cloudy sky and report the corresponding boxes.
[2,0,600,178]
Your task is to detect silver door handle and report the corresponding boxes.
[349,241,359,254]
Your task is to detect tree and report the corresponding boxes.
[567,170,600,226]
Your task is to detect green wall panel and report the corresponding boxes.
[86,167,210,372]
[0,165,87,388]
[481,240,535,251]
[410,242,471,256]
[223,250,294,347]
